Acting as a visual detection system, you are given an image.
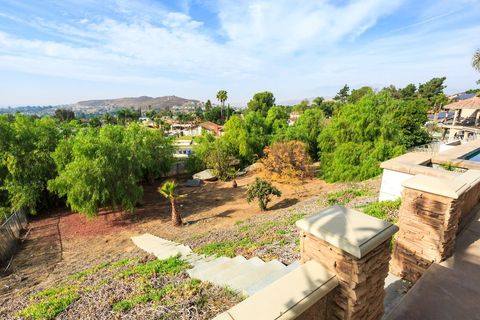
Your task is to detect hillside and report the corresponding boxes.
[76,95,202,110]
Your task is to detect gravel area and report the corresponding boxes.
[0,255,242,320]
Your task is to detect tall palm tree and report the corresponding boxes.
[473,49,480,72]
[216,90,228,123]
[158,180,182,226]
[474,49,480,86]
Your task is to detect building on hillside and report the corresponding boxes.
[198,121,222,136]
[173,139,195,159]
[288,112,300,126]
[441,96,480,142]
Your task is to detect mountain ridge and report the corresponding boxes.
[76,95,202,110]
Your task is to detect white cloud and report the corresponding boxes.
[217,0,404,53]
[0,0,478,105]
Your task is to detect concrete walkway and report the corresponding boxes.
[385,211,480,320]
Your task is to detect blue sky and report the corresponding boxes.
[0,0,479,106]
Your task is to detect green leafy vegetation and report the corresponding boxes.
[440,162,459,171]
[327,188,372,206]
[118,255,189,278]
[359,199,402,223]
[17,285,80,320]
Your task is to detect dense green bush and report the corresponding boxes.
[318,92,429,182]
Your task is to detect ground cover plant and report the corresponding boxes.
[326,188,373,206]
[357,199,402,223]
[13,255,242,320]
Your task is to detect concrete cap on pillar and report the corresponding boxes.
[296,205,398,259]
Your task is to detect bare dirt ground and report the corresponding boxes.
[0,172,380,308]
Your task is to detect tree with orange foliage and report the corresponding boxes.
[261,141,312,183]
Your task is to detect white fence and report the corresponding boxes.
[0,208,28,265]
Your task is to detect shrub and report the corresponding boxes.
[246,178,282,211]
[361,199,401,223]
[261,141,312,183]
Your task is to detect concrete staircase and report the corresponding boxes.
[131,233,300,296]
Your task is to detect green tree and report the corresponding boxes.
[1,115,60,214]
[216,90,228,123]
[124,124,174,183]
[334,84,350,103]
[348,86,374,104]
[312,97,324,107]
[292,99,310,112]
[48,125,145,217]
[247,177,281,211]
[418,77,447,100]
[400,84,417,100]
[318,92,428,182]
[266,106,289,140]
[222,113,269,164]
[418,77,448,119]
[286,108,325,160]
[205,100,212,112]
[158,180,182,226]
[54,109,75,122]
[247,91,275,116]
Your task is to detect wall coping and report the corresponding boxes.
[296,205,398,259]
[213,260,338,320]
[401,170,480,199]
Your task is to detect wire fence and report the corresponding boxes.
[0,208,28,266]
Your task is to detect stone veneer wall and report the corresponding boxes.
[458,181,480,230]
[391,188,461,282]
[300,232,391,320]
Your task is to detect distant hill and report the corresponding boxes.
[76,95,202,110]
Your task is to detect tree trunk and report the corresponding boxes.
[171,199,182,226]
[221,102,224,123]
[433,111,439,123]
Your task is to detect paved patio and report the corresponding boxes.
[385,210,480,320]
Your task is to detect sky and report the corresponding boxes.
[0,0,479,106]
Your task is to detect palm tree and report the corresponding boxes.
[473,49,480,72]
[158,180,182,226]
[474,49,480,86]
[216,90,228,123]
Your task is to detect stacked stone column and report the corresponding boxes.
[391,176,464,282]
[296,205,398,320]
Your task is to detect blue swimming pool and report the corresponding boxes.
[466,150,480,162]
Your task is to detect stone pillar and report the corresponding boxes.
[296,205,398,320]
[452,109,458,126]
[391,175,463,282]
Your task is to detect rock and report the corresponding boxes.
[244,162,263,173]
[185,179,202,187]
[193,169,217,181]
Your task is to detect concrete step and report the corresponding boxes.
[229,259,286,295]
[131,234,192,259]
[187,256,232,279]
[208,257,265,287]
[245,260,300,296]
[197,256,248,284]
